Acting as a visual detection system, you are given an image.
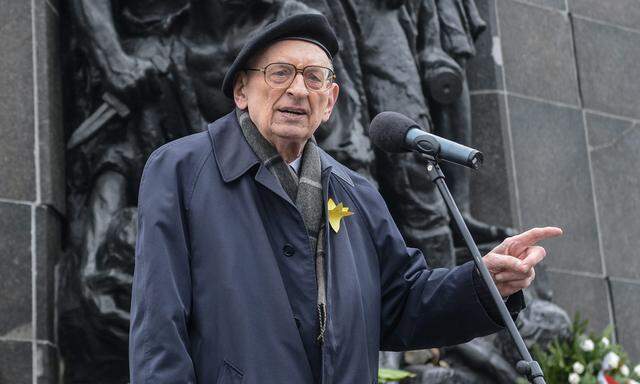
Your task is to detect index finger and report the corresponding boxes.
[515,227,563,247]
[493,226,563,255]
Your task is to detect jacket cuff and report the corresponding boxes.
[472,267,525,326]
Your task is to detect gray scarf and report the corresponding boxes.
[236,109,327,343]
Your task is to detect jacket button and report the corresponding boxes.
[282,244,296,257]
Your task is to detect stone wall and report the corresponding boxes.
[0,0,63,382]
[469,0,640,361]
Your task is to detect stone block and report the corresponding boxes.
[515,0,566,10]
[569,0,640,32]
[497,0,580,105]
[0,202,32,339]
[469,93,517,227]
[36,206,62,342]
[36,0,65,213]
[0,1,35,201]
[0,340,32,383]
[586,113,640,280]
[0,2,31,36]
[573,17,640,119]
[508,96,601,273]
[547,270,611,333]
[467,0,504,91]
[610,280,640,362]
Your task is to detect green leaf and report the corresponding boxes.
[378,368,416,383]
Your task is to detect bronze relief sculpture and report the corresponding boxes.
[59,0,566,382]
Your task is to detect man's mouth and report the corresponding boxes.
[278,107,307,116]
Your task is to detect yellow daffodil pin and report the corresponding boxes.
[327,198,354,233]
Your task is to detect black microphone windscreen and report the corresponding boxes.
[369,111,420,153]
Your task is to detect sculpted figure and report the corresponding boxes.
[58,2,567,383]
[61,0,196,381]
[352,0,457,268]
[422,0,517,246]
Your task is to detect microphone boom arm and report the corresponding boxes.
[421,155,546,384]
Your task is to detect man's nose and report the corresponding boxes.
[286,72,309,97]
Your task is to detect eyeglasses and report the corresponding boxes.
[245,62,336,92]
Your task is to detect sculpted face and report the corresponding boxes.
[233,39,339,148]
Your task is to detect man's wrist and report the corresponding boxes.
[472,267,524,325]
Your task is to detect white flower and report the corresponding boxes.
[601,337,610,347]
[628,380,639,384]
[634,364,640,376]
[580,338,595,352]
[620,364,630,376]
[572,362,585,374]
[568,372,580,384]
[602,351,620,370]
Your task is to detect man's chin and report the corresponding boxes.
[271,124,314,142]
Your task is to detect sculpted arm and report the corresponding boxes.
[70,0,159,99]
[415,0,463,78]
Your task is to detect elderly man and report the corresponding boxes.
[129,13,562,384]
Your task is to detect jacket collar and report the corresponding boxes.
[208,110,353,187]
[208,111,260,183]
[319,150,354,187]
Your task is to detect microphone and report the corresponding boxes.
[369,111,483,169]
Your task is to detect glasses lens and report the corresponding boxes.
[304,66,332,91]
[265,63,294,87]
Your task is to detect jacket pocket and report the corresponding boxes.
[216,359,244,384]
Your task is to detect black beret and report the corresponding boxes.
[221,13,339,99]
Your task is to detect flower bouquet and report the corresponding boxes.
[530,314,640,383]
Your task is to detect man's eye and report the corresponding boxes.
[270,66,293,76]
[307,73,322,82]
[269,69,292,84]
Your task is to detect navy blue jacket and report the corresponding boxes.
[130,111,513,384]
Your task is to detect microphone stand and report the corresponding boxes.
[420,153,546,384]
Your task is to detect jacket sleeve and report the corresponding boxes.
[129,147,196,383]
[356,179,519,351]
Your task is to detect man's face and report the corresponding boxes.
[233,39,339,146]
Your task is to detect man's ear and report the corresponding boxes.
[233,73,249,109]
[321,82,340,123]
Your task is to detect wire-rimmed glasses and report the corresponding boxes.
[245,62,336,92]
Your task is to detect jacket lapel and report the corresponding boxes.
[255,163,296,207]
[208,111,296,207]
